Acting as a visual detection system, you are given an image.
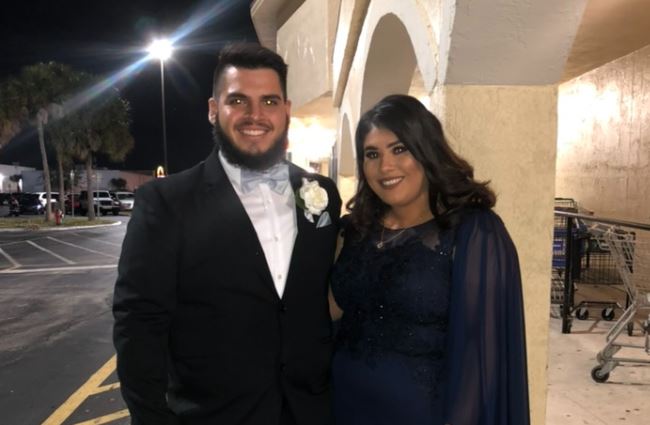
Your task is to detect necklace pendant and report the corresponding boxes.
[376,241,384,249]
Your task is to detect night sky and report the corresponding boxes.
[0,0,258,173]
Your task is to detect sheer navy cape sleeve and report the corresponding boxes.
[443,210,530,425]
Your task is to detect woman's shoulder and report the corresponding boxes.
[456,207,509,237]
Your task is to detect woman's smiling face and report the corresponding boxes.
[362,127,429,216]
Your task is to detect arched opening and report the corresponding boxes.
[360,13,419,114]
[337,113,357,209]
[339,114,355,177]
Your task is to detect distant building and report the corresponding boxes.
[0,164,36,192]
[13,168,153,193]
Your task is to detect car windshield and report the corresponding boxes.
[117,194,134,200]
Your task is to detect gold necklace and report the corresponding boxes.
[376,226,408,249]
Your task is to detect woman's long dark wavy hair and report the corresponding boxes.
[347,94,495,236]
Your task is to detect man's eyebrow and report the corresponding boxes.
[225,92,247,98]
[262,94,283,100]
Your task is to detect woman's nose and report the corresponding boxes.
[379,154,395,171]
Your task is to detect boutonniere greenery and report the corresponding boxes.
[296,177,328,223]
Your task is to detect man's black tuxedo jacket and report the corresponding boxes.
[113,149,341,425]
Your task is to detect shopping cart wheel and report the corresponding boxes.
[591,365,609,383]
[576,307,589,320]
[601,308,615,321]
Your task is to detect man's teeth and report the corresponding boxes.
[381,177,402,187]
[241,129,266,136]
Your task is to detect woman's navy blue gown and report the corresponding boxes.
[331,210,529,425]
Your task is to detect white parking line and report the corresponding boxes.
[70,232,122,247]
[0,264,117,274]
[0,237,50,247]
[0,247,21,269]
[47,237,119,259]
[26,240,76,265]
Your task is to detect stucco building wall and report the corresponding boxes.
[433,85,557,423]
[556,44,650,221]
[277,0,333,109]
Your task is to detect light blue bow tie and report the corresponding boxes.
[240,163,290,194]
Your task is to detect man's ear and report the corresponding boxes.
[208,97,218,125]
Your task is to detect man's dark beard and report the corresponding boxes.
[213,120,288,171]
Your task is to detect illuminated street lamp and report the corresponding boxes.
[148,38,173,174]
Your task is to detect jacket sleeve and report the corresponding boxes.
[112,183,180,425]
[443,210,530,425]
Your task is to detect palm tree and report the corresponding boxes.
[48,111,78,209]
[63,87,134,220]
[0,62,80,221]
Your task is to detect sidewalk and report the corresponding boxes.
[546,285,650,424]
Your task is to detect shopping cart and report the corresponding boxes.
[590,224,650,383]
[552,202,618,332]
[551,199,586,307]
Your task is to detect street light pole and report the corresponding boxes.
[159,59,168,174]
[148,38,173,175]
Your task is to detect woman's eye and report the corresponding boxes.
[393,145,408,154]
[364,151,378,159]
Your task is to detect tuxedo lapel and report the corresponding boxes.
[201,150,277,297]
[289,164,312,237]
[284,165,319,298]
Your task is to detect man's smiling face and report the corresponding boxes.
[209,66,291,164]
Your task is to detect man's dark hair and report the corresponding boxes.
[348,94,496,236]
[212,43,288,99]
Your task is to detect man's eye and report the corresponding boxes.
[228,98,245,105]
[263,99,278,106]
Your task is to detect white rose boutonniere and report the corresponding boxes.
[296,177,329,223]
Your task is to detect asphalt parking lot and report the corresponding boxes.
[0,217,130,425]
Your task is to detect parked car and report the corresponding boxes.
[17,193,45,215]
[0,193,13,206]
[32,191,59,208]
[65,194,81,214]
[79,190,121,216]
[113,191,135,211]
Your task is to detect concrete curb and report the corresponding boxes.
[0,220,122,233]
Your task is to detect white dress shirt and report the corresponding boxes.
[219,152,297,298]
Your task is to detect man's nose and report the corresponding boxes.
[245,101,262,119]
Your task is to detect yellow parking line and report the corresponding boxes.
[71,409,130,425]
[41,355,119,425]
[90,382,121,395]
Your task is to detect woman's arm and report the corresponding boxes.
[443,210,529,425]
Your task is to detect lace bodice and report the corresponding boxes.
[331,219,453,390]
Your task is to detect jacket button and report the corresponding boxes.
[280,362,286,372]
[279,304,287,313]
